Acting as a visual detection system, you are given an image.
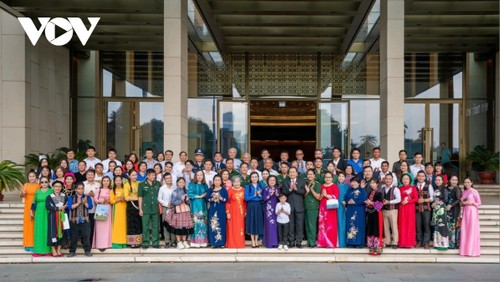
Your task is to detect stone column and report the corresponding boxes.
[164,0,189,160]
[379,0,405,164]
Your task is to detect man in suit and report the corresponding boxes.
[212,151,226,173]
[281,167,306,248]
[258,149,271,171]
[274,151,291,173]
[331,147,347,172]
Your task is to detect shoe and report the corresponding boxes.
[67,252,76,257]
[278,245,283,250]
[392,245,398,249]
[296,243,303,249]
[84,252,93,257]
[416,243,422,248]
[99,248,106,252]
[183,241,190,249]
[177,243,185,249]
[142,246,149,249]
[152,245,160,249]
[164,243,170,248]
[288,243,294,249]
[170,242,177,248]
[200,243,208,248]
[284,245,289,251]
[424,244,430,250]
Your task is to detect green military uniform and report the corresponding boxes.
[228,170,240,178]
[304,180,321,247]
[138,179,161,247]
[298,172,308,181]
[314,169,327,184]
[240,174,250,188]
[276,173,289,188]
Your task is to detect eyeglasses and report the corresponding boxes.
[40,181,49,184]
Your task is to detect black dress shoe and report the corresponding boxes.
[296,243,303,249]
[288,243,294,248]
[153,245,160,249]
[142,246,149,249]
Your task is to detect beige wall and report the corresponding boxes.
[0,10,70,164]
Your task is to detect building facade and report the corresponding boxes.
[0,0,498,181]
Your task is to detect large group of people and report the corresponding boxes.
[21,146,482,257]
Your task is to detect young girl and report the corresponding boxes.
[206,175,228,248]
[128,153,140,172]
[188,170,208,248]
[446,174,462,249]
[110,176,127,249]
[344,178,366,248]
[59,159,69,173]
[36,158,52,179]
[31,176,52,257]
[124,170,141,248]
[39,166,52,182]
[226,176,246,248]
[460,178,481,257]
[245,172,264,248]
[46,180,68,257]
[317,172,339,248]
[365,178,383,255]
[22,170,40,252]
[93,176,112,251]
[123,160,136,175]
[336,172,349,248]
[398,174,418,248]
[262,175,280,248]
[168,177,194,249]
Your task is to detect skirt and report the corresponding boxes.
[168,210,194,236]
[245,201,264,235]
[126,201,142,236]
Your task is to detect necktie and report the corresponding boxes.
[291,180,296,190]
[216,163,219,171]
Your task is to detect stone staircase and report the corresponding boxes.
[475,184,500,198]
[0,201,498,264]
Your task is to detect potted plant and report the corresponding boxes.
[0,160,26,201]
[466,145,500,184]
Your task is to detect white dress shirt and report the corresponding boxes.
[382,185,401,205]
[203,170,217,187]
[410,164,425,178]
[84,157,102,170]
[275,202,291,224]
[380,171,398,187]
[158,184,175,208]
[370,158,386,171]
[173,162,185,178]
[102,158,122,173]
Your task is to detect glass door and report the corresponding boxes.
[218,101,248,158]
[106,100,164,160]
[318,102,349,161]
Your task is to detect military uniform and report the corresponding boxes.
[314,169,327,184]
[138,180,161,247]
[304,180,321,247]
[276,173,289,188]
[239,174,250,188]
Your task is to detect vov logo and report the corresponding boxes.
[18,17,100,46]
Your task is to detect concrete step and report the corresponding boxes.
[0,226,23,231]
[0,203,24,208]
[479,210,499,215]
[0,214,23,219]
[480,214,500,220]
[0,220,23,225]
[480,221,499,226]
[0,239,22,246]
[0,209,23,214]
[480,233,500,239]
[0,232,22,239]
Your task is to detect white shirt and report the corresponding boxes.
[143,159,158,170]
[173,162,185,178]
[102,159,122,173]
[416,182,434,201]
[83,180,100,213]
[296,160,307,174]
[158,184,175,208]
[410,164,425,178]
[382,185,401,205]
[380,171,398,187]
[203,170,217,187]
[84,157,102,170]
[275,202,291,224]
[370,158,386,171]
[267,169,279,176]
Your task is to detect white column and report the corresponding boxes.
[164,0,189,159]
[379,0,405,165]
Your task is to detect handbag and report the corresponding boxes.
[95,204,110,220]
[326,198,339,209]
[175,202,190,213]
[62,212,70,230]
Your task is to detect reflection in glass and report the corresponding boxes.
[77,98,97,146]
[106,102,132,161]
[219,102,248,158]
[349,99,380,159]
[404,104,425,162]
[140,102,164,157]
[430,103,460,175]
[188,98,218,159]
[319,103,349,161]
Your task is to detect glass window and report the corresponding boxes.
[140,102,164,156]
[349,99,380,159]
[188,98,218,159]
[430,103,460,175]
[106,102,132,161]
[404,104,425,162]
[76,98,97,146]
[219,101,248,158]
[318,102,349,161]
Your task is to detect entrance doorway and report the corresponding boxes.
[105,100,164,160]
[250,101,317,161]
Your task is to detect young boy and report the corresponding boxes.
[138,169,162,248]
[276,193,291,251]
[67,183,93,257]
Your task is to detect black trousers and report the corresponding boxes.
[288,211,304,245]
[70,222,91,253]
[416,210,431,244]
[278,222,290,245]
[88,213,95,245]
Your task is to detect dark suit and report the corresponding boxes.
[212,161,226,173]
[257,159,270,171]
[332,158,347,172]
[281,178,306,245]
[274,161,291,173]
